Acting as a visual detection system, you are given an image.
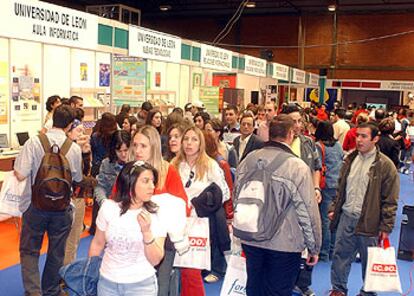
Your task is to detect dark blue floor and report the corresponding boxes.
[1,173,413,295]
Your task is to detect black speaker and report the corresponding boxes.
[260,49,274,62]
[319,68,328,76]
[251,91,259,104]
[398,205,414,261]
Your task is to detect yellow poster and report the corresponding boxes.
[0,62,9,125]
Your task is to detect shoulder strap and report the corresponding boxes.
[60,137,73,156]
[38,133,51,153]
[320,142,326,163]
[262,149,294,172]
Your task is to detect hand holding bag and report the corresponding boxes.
[0,171,31,219]
[173,216,211,270]
[363,238,402,293]
[220,255,247,296]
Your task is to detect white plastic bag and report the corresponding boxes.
[0,171,31,218]
[364,239,402,293]
[220,255,247,296]
[173,217,210,270]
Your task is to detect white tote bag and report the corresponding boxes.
[364,239,402,293]
[0,171,31,219]
[173,217,211,270]
[220,255,247,296]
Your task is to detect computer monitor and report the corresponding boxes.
[16,132,29,146]
[0,134,8,148]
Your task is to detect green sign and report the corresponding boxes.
[199,86,219,116]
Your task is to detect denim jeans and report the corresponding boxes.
[242,244,301,296]
[319,188,336,261]
[20,205,73,296]
[98,274,158,296]
[157,249,179,296]
[331,212,377,296]
[210,239,227,278]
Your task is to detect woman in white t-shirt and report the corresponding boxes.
[88,161,167,296]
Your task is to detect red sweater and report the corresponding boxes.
[342,127,357,151]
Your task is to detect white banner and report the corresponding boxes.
[200,44,232,72]
[0,0,98,50]
[292,68,306,84]
[381,80,414,91]
[309,73,319,86]
[244,55,266,77]
[128,26,181,63]
[272,63,289,81]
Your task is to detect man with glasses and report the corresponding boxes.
[233,113,264,167]
[257,101,277,142]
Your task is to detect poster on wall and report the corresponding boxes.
[99,63,110,87]
[10,64,42,124]
[0,62,9,124]
[199,87,220,117]
[212,73,237,112]
[193,73,201,88]
[80,63,88,81]
[112,56,146,107]
[306,88,337,110]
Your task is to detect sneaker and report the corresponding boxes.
[203,273,219,283]
[404,168,410,175]
[292,286,303,295]
[301,287,316,296]
[329,290,346,296]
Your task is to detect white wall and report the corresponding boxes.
[179,64,190,108]
[10,39,42,147]
[43,45,71,101]
[236,73,260,106]
[0,38,9,138]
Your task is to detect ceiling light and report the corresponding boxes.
[245,2,256,8]
[328,4,336,12]
[159,5,171,11]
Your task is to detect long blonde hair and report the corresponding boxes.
[172,126,212,181]
[131,125,169,190]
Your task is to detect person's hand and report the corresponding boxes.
[379,231,389,242]
[328,211,334,221]
[315,189,322,204]
[306,254,319,266]
[137,209,152,233]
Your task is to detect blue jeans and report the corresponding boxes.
[320,188,336,261]
[331,212,377,296]
[20,205,73,296]
[242,244,301,296]
[98,274,158,296]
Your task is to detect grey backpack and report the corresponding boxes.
[233,150,294,242]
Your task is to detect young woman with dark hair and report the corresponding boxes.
[314,121,344,262]
[146,110,163,134]
[122,115,138,135]
[94,130,131,207]
[42,95,61,133]
[89,161,166,296]
[164,123,190,162]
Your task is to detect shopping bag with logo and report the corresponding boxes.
[220,255,247,296]
[363,238,402,293]
[225,234,243,263]
[173,217,210,270]
[0,171,31,219]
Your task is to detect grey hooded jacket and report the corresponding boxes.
[235,141,322,255]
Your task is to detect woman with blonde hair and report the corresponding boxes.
[131,125,188,296]
[172,126,230,296]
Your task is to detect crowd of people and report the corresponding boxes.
[12,96,404,296]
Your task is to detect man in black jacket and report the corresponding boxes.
[232,113,264,167]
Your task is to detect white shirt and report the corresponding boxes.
[178,159,230,215]
[333,119,350,146]
[97,200,167,283]
[239,134,252,159]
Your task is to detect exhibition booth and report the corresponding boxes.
[0,0,324,148]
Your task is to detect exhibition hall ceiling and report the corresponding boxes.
[47,0,414,17]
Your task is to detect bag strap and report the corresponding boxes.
[38,133,51,153]
[60,138,72,156]
[319,142,326,165]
